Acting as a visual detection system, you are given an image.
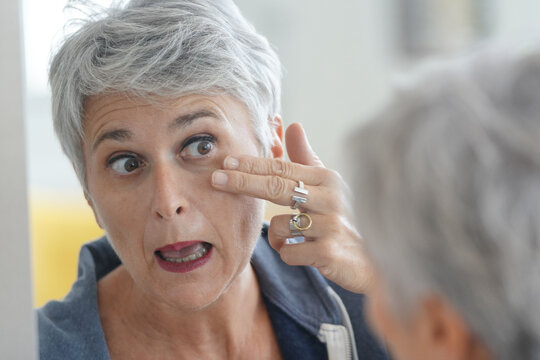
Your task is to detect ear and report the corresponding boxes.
[418,295,490,360]
[269,115,284,159]
[84,192,104,229]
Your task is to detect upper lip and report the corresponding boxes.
[155,241,206,253]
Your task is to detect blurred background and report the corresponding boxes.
[22,0,540,307]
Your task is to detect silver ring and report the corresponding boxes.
[291,180,308,209]
[289,217,303,237]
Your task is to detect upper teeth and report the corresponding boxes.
[162,245,208,263]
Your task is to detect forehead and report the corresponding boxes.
[83,93,257,144]
[83,93,251,127]
[81,93,263,157]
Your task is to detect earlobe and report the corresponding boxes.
[269,115,284,159]
[84,192,104,229]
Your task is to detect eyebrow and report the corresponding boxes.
[168,109,221,131]
[92,129,132,151]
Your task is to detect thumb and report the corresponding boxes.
[285,123,324,167]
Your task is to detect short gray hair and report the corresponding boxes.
[352,45,540,359]
[50,0,281,192]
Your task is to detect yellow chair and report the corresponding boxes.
[30,191,103,307]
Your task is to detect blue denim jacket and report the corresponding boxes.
[37,225,388,359]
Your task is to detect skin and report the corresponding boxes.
[83,93,283,359]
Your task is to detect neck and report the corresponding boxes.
[98,263,266,358]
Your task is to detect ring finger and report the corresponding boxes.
[268,213,344,249]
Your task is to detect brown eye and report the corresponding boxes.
[197,141,213,155]
[110,155,142,174]
[123,158,140,172]
[182,135,216,159]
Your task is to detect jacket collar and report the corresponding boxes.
[251,224,342,336]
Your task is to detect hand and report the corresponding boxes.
[211,123,371,293]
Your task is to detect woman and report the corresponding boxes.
[348,46,540,359]
[37,1,385,359]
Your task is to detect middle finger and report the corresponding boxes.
[222,155,337,186]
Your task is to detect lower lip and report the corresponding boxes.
[154,245,213,273]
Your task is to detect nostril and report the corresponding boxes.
[154,206,182,219]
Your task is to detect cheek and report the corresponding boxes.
[200,192,262,259]
[203,191,265,246]
[87,182,152,262]
[235,196,265,243]
[93,191,146,229]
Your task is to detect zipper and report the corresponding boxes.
[318,323,352,360]
[317,286,359,360]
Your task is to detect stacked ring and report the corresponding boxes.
[291,180,308,210]
[289,213,312,237]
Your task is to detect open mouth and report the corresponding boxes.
[154,241,213,273]
[155,242,212,263]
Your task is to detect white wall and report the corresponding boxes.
[495,0,540,38]
[0,0,37,358]
[235,0,540,176]
[236,0,395,175]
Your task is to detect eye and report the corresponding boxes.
[108,154,143,174]
[181,135,216,159]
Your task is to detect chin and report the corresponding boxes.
[156,269,244,313]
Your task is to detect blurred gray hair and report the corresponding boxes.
[50,0,281,192]
[352,45,540,359]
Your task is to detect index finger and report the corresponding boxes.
[211,170,341,213]
[223,155,332,186]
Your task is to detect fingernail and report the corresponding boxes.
[224,156,239,169]
[212,171,228,186]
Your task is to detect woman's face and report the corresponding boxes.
[83,93,271,310]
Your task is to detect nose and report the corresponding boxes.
[151,164,186,220]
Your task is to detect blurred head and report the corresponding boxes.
[50,0,282,194]
[352,45,540,359]
[49,0,283,310]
